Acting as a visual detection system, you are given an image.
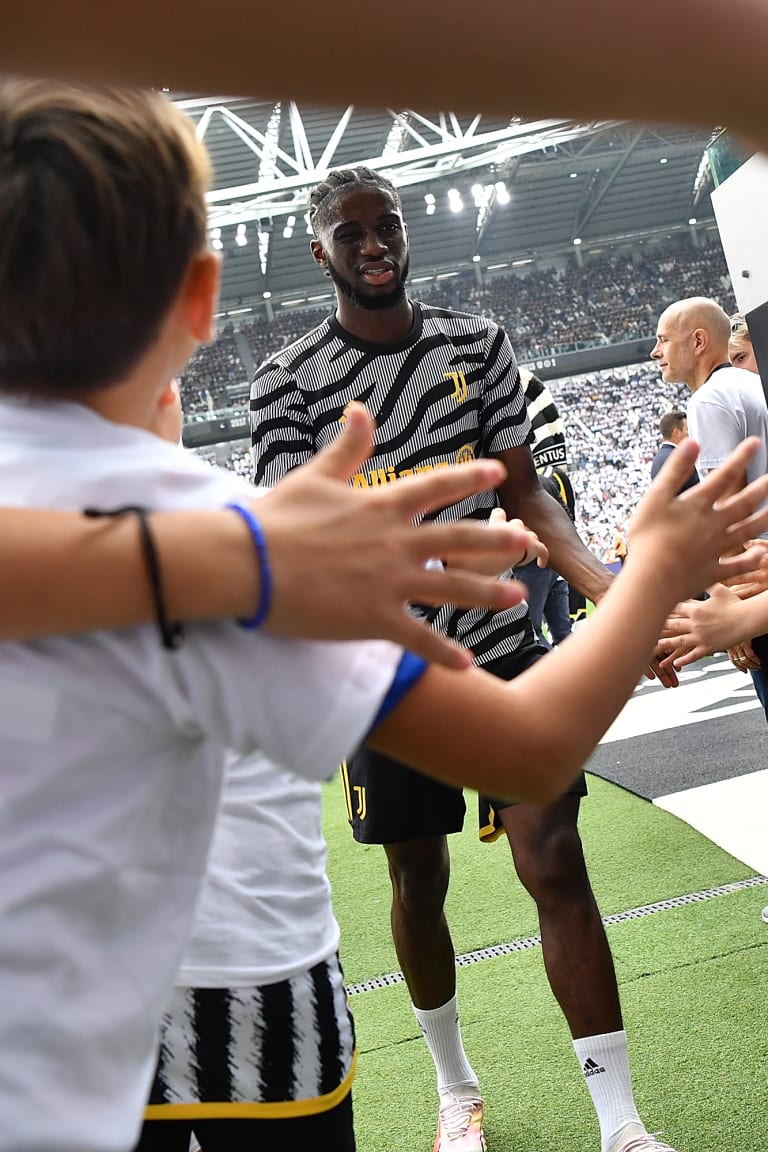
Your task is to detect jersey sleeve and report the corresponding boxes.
[477,326,531,456]
[250,360,316,485]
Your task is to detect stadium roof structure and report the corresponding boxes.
[175,95,721,314]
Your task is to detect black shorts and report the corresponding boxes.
[136,1094,355,1152]
[341,644,588,845]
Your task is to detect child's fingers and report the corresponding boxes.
[419,521,531,566]
[315,403,508,512]
[720,481,768,534]
[404,463,507,519]
[718,538,768,580]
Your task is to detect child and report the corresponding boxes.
[0,79,766,1152]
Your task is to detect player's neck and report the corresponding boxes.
[335,296,414,345]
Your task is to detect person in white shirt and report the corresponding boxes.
[652,296,768,711]
[0,79,765,1152]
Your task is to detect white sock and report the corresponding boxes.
[413,995,480,1103]
[573,1030,644,1152]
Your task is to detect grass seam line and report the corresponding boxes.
[345,873,768,996]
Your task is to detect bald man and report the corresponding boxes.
[651,297,768,486]
[652,295,768,703]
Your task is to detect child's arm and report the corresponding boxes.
[0,406,527,665]
[368,438,768,804]
[0,505,257,642]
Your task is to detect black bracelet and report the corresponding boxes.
[83,504,184,651]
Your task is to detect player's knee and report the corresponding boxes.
[515,825,588,899]
[386,841,450,912]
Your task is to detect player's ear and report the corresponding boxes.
[692,326,708,353]
[310,238,328,272]
[157,379,180,410]
[178,250,221,343]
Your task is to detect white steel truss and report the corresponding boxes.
[182,99,620,231]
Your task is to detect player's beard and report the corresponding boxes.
[325,254,410,311]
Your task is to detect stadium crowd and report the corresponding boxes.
[187,234,735,564]
[178,322,247,413]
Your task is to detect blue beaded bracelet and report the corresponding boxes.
[227,503,273,629]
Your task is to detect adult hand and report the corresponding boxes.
[470,508,548,576]
[630,437,768,677]
[727,641,760,672]
[256,403,529,668]
[644,652,679,688]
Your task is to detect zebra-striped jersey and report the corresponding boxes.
[520,368,568,470]
[250,301,535,664]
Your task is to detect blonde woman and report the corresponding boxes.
[729,313,760,375]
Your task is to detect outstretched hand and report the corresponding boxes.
[628,437,768,676]
[629,437,768,599]
[254,403,529,668]
[660,582,767,670]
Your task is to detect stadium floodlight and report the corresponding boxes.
[494,181,510,205]
[573,237,582,245]
[235,223,248,247]
[210,226,223,251]
[448,188,463,213]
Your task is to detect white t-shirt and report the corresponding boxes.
[687,364,768,481]
[176,751,339,987]
[0,398,403,1152]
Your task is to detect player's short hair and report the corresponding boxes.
[308,166,402,235]
[0,79,211,396]
[659,409,687,439]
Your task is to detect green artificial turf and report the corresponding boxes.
[322,774,768,1151]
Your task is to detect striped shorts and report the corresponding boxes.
[144,953,356,1121]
